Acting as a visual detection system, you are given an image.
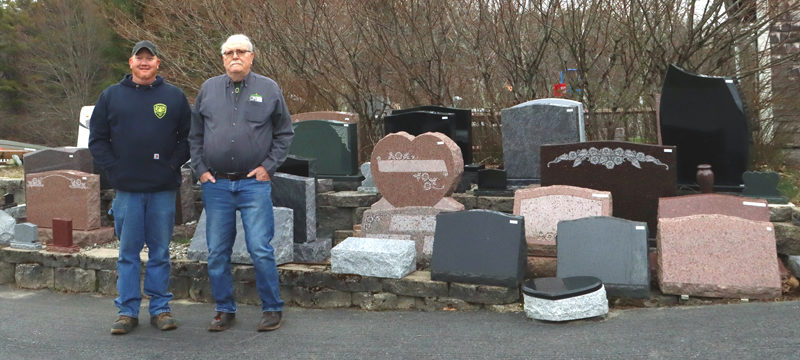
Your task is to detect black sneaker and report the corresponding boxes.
[257,311,282,332]
[111,316,138,335]
[150,312,178,331]
[208,312,236,332]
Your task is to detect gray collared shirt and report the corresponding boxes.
[189,71,293,176]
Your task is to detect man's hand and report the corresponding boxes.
[200,171,216,183]
[247,166,271,181]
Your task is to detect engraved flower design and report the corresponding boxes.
[547,146,669,170]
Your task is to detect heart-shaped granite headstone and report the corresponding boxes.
[371,132,463,207]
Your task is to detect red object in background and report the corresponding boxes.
[553,83,567,97]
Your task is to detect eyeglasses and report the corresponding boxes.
[223,49,251,57]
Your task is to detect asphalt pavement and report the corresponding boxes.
[1,285,799,359]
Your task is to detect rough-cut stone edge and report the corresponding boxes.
[523,285,609,321]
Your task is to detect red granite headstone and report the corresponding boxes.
[658,194,769,222]
[25,170,100,230]
[371,132,463,208]
[49,218,79,253]
[291,111,358,124]
[513,185,612,256]
[658,214,781,299]
[540,141,677,237]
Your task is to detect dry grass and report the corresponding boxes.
[0,165,23,179]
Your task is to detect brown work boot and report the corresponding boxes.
[110,315,138,335]
[208,312,236,332]
[150,312,178,331]
[257,311,282,332]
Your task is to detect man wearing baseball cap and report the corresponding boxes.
[89,40,191,335]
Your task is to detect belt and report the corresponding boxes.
[212,171,249,180]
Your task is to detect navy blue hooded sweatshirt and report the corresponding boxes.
[88,75,191,192]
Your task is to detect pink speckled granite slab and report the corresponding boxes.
[371,132,463,207]
[658,194,769,222]
[25,170,100,230]
[513,185,612,256]
[361,206,461,267]
[291,111,358,124]
[657,214,780,299]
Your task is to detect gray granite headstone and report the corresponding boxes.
[557,216,650,298]
[3,204,25,221]
[23,147,94,175]
[11,222,41,250]
[501,100,584,184]
[527,98,586,141]
[175,167,196,225]
[272,172,316,243]
[331,237,416,278]
[522,276,608,321]
[357,162,378,193]
[742,171,788,204]
[430,209,526,287]
[188,207,294,265]
[0,209,15,246]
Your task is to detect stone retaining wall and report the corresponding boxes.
[0,247,521,312]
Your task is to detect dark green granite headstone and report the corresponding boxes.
[742,171,788,204]
[289,120,358,177]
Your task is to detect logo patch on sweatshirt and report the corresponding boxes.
[153,103,167,119]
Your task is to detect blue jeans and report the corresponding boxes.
[202,178,283,313]
[112,190,176,318]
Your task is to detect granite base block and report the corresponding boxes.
[38,227,115,248]
[331,237,416,279]
[524,285,609,321]
[293,237,332,263]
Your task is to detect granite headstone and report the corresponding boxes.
[501,100,584,184]
[430,210,526,287]
[11,222,41,250]
[271,172,316,244]
[357,162,378,193]
[541,141,677,237]
[742,171,788,204]
[188,207,294,265]
[659,64,749,188]
[0,209,14,246]
[557,216,650,298]
[514,185,612,256]
[25,170,100,230]
[276,155,315,178]
[658,214,781,299]
[391,106,472,164]
[291,111,358,124]
[658,194,769,222]
[49,218,79,253]
[289,120,358,177]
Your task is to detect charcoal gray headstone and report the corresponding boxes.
[526,98,586,141]
[289,120,358,177]
[277,155,316,178]
[474,168,512,196]
[742,171,788,204]
[22,146,111,189]
[501,100,584,184]
[188,207,294,265]
[660,64,749,189]
[272,172,316,244]
[431,209,526,287]
[294,237,332,263]
[456,163,483,193]
[11,222,41,250]
[557,216,649,298]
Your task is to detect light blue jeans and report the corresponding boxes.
[201,178,283,313]
[112,190,176,318]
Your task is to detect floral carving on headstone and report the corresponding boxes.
[547,147,669,170]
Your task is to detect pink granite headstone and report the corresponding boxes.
[658,194,769,222]
[371,132,463,208]
[25,170,100,230]
[513,185,612,255]
[658,214,781,299]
